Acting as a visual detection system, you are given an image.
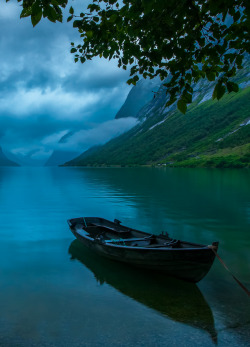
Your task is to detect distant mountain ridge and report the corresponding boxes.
[65,57,250,169]
[45,131,81,166]
[4,150,46,167]
[45,149,80,166]
[0,147,19,166]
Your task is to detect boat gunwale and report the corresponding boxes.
[73,227,212,252]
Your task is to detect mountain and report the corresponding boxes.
[65,59,250,169]
[45,131,81,166]
[115,78,161,119]
[45,150,80,166]
[45,149,80,166]
[4,150,46,167]
[0,147,19,166]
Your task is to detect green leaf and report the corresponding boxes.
[110,14,117,22]
[217,84,226,100]
[142,0,155,14]
[73,20,82,28]
[236,55,243,68]
[69,6,74,15]
[127,77,137,85]
[182,91,192,104]
[206,71,216,81]
[71,48,77,53]
[103,50,109,59]
[227,82,239,93]
[20,8,32,18]
[212,84,218,99]
[31,1,42,26]
[87,3,100,12]
[31,11,42,27]
[133,75,139,83]
[213,83,226,100]
[86,31,93,39]
[199,37,205,47]
[43,5,59,22]
[177,99,187,114]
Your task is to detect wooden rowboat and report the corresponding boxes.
[68,217,218,283]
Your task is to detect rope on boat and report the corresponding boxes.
[209,246,250,297]
[83,217,87,228]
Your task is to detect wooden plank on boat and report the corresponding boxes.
[90,223,130,234]
[104,236,153,244]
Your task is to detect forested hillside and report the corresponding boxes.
[65,59,250,169]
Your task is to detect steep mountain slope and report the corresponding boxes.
[45,131,80,166]
[45,149,80,166]
[115,78,161,119]
[65,60,250,169]
[0,147,19,166]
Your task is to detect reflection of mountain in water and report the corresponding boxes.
[76,168,250,224]
[69,240,217,342]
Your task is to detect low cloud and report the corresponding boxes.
[0,2,132,161]
[48,117,138,153]
[7,118,137,161]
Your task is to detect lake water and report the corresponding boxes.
[0,167,249,346]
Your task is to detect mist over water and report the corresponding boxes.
[0,167,249,346]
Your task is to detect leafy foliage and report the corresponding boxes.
[8,0,250,113]
[6,0,68,26]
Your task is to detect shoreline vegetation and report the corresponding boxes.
[63,143,250,169]
[63,153,250,169]
[63,152,250,169]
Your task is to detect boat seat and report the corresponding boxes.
[145,239,181,248]
[91,223,130,235]
[104,235,153,244]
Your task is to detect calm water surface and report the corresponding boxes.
[0,167,249,346]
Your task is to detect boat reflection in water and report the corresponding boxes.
[68,240,217,342]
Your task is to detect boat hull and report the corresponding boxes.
[70,227,216,283]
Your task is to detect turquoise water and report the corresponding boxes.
[0,167,249,346]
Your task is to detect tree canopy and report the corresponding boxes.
[8,0,250,113]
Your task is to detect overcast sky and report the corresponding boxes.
[0,1,134,162]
